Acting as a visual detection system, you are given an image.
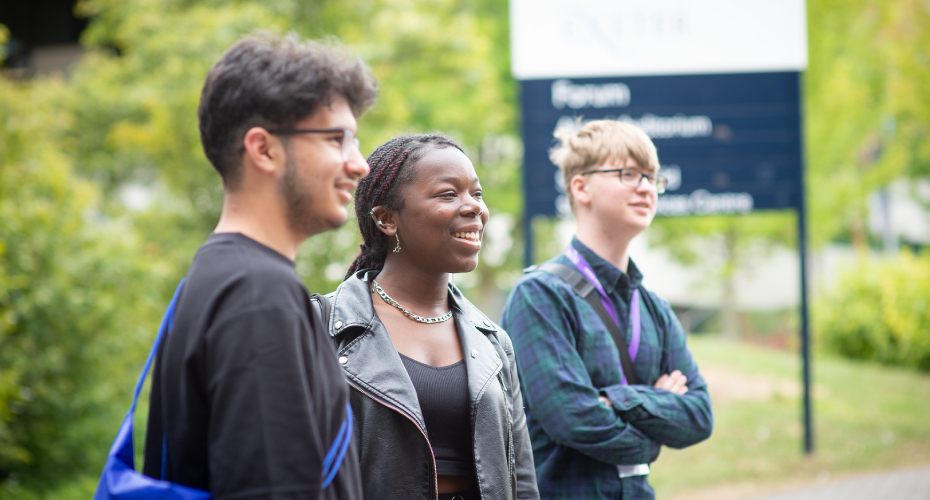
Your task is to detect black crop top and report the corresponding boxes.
[400,354,475,477]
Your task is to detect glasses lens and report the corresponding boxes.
[341,129,361,161]
[619,169,640,187]
[656,175,668,194]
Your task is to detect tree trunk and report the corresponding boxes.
[721,225,740,339]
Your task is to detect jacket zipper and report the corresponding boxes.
[345,378,440,500]
[497,371,515,498]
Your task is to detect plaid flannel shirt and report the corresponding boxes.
[501,237,713,500]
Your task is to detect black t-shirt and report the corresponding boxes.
[142,233,361,500]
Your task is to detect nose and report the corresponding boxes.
[345,147,369,180]
[461,194,487,219]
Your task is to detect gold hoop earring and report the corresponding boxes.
[393,233,401,253]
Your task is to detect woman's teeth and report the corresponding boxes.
[453,232,480,242]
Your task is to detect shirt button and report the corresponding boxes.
[624,400,631,407]
[338,356,348,365]
[334,320,344,330]
[471,350,478,358]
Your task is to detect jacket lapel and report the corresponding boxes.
[330,272,504,431]
[330,273,426,430]
[451,290,504,410]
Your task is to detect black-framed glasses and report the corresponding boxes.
[266,127,360,162]
[582,168,669,194]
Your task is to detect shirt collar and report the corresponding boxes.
[570,236,643,300]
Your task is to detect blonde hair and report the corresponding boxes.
[549,120,660,208]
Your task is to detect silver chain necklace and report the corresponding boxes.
[371,279,454,324]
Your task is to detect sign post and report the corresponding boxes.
[512,0,814,453]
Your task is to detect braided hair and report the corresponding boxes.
[346,133,465,279]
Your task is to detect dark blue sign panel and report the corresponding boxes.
[521,71,803,218]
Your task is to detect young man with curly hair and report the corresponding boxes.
[142,33,377,500]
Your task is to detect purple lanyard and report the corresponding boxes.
[564,245,641,385]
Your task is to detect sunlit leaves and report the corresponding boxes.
[0,77,160,492]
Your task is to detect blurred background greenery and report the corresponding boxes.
[1,0,928,498]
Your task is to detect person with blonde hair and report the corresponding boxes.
[502,120,713,499]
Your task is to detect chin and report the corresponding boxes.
[442,257,479,275]
[623,212,654,231]
[322,206,349,229]
[457,258,480,274]
[300,212,348,238]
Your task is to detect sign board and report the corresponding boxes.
[513,0,808,220]
[511,0,808,79]
[521,71,804,218]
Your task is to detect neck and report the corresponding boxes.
[214,190,303,261]
[375,256,450,314]
[574,214,637,273]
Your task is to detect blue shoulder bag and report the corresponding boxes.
[94,280,353,500]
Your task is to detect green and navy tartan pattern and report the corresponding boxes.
[501,238,713,500]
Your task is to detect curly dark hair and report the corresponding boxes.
[198,31,379,187]
[345,134,465,279]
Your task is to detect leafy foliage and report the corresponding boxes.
[805,0,930,249]
[0,77,162,494]
[649,212,797,335]
[815,249,930,372]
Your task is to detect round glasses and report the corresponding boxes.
[265,127,360,162]
[581,168,669,194]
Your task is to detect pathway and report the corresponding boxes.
[747,466,930,500]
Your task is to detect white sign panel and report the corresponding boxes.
[511,0,808,79]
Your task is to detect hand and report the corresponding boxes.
[653,370,688,395]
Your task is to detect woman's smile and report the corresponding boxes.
[452,230,482,246]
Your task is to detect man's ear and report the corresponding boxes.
[242,127,284,176]
[370,206,398,236]
[570,174,592,206]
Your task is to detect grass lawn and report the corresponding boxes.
[649,335,930,499]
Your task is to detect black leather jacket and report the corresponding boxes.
[324,270,539,500]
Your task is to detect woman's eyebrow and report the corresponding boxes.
[432,175,481,185]
[432,175,464,184]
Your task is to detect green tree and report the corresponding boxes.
[0,77,163,495]
[649,212,796,337]
[805,0,930,250]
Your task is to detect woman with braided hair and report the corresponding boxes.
[324,133,538,500]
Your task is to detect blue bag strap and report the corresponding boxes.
[107,279,185,474]
[113,278,350,489]
[321,402,353,488]
[129,279,185,416]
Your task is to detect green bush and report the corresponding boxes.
[816,250,930,372]
[0,76,164,496]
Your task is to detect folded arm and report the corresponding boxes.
[503,280,661,465]
[600,297,713,449]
